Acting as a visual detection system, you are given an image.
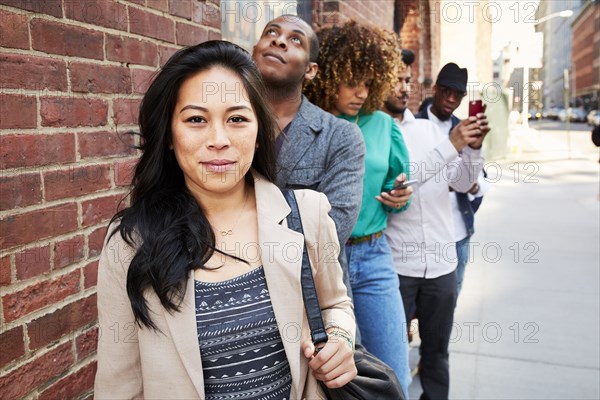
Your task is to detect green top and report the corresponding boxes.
[338,111,411,238]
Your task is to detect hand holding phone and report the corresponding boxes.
[468,100,483,117]
[389,179,417,193]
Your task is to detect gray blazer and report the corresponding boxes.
[275,96,365,246]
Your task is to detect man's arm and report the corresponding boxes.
[316,120,365,245]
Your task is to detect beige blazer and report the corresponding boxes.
[94,174,355,399]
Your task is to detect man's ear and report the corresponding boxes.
[304,62,318,81]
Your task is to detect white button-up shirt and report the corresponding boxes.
[385,109,484,278]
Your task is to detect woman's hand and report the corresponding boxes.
[302,335,357,389]
[376,173,413,209]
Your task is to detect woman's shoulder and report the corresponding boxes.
[364,110,393,122]
[361,110,394,130]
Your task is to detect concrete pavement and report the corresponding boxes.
[408,121,600,399]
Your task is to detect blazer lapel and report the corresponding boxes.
[254,174,307,398]
[163,273,204,398]
[276,97,321,188]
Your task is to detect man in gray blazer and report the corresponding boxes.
[253,15,365,288]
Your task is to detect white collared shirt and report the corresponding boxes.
[385,110,483,278]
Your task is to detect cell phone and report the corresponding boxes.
[389,179,418,192]
[468,100,483,117]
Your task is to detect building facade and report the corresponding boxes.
[536,0,585,108]
[571,0,600,110]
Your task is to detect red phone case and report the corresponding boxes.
[469,100,483,117]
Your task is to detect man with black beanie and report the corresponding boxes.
[416,63,490,296]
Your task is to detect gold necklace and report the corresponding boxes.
[214,190,249,237]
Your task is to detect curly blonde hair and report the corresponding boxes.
[304,20,404,114]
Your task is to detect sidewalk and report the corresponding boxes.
[408,124,600,399]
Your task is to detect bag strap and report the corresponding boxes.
[282,189,329,346]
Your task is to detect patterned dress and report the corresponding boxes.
[195,267,292,400]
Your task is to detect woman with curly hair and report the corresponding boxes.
[305,21,412,397]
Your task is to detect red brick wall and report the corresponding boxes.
[397,0,433,113]
[313,0,395,30]
[572,3,599,96]
[0,1,219,398]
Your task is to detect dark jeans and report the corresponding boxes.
[399,271,457,400]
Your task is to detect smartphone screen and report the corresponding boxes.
[389,179,418,192]
[468,100,483,117]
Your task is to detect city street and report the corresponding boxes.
[408,121,600,399]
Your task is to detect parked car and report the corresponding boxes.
[528,110,542,120]
[543,107,562,120]
[558,108,587,122]
[587,110,600,126]
[570,108,588,122]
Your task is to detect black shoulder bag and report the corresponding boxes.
[283,190,405,400]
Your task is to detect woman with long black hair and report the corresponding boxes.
[94,40,356,399]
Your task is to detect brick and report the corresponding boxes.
[53,235,85,269]
[176,22,207,46]
[76,327,98,360]
[0,203,78,249]
[44,164,112,201]
[0,341,73,400]
[132,68,156,94]
[79,130,135,159]
[158,45,179,66]
[106,34,158,66]
[41,96,108,128]
[83,260,99,289]
[0,325,25,369]
[193,2,220,29]
[0,255,10,285]
[0,133,76,169]
[113,97,141,126]
[39,361,97,400]
[323,1,340,13]
[0,172,42,210]
[0,0,62,18]
[0,10,28,49]
[2,269,80,323]
[70,62,131,94]
[65,0,127,31]
[114,158,138,186]
[88,226,107,258]
[26,294,97,350]
[146,0,168,11]
[31,18,103,60]
[82,194,123,226]
[169,0,192,19]
[208,30,220,41]
[15,244,51,281]
[1,53,68,92]
[129,7,175,43]
[0,94,36,129]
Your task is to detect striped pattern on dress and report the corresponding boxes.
[195,266,292,400]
